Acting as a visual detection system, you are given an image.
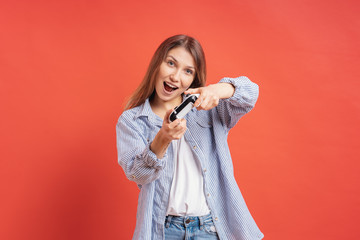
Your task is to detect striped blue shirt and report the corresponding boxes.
[116,76,264,240]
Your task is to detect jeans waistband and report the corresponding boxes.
[165,213,213,228]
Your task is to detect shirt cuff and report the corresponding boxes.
[219,76,259,105]
[142,142,167,170]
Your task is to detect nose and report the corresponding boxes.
[170,69,181,82]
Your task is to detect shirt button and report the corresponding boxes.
[207,193,210,197]
[193,146,197,149]
[215,217,218,221]
[132,175,136,179]
[204,168,207,172]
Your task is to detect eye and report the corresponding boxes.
[167,60,175,66]
[186,69,194,75]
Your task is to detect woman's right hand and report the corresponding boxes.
[150,109,187,158]
[160,109,187,141]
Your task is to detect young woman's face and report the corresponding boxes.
[153,47,195,104]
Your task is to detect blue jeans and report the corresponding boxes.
[164,213,219,239]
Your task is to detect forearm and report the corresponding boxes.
[219,76,259,107]
[150,130,172,159]
[216,76,259,130]
[119,147,165,185]
[150,112,187,158]
[208,82,235,99]
[117,117,167,185]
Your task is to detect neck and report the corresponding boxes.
[150,95,182,119]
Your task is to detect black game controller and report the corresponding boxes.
[169,94,200,122]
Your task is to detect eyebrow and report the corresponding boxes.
[168,55,195,69]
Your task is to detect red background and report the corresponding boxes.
[1,0,359,239]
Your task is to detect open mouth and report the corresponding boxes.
[163,82,178,92]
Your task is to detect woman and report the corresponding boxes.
[116,34,264,240]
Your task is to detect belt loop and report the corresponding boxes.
[199,215,204,230]
[165,215,173,228]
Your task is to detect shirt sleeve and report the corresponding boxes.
[216,76,259,131]
[116,114,168,186]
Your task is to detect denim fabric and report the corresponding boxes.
[164,213,219,240]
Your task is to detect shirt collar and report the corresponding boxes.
[134,95,192,126]
[134,98,163,126]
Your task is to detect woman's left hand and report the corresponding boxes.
[184,85,220,111]
[184,83,234,111]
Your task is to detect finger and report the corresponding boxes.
[179,118,187,127]
[164,108,174,121]
[202,96,214,110]
[180,126,188,135]
[174,119,186,128]
[194,94,205,108]
[174,126,187,139]
[184,88,200,95]
[196,101,205,110]
[169,119,181,128]
[204,96,219,110]
[195,94,208,109]
[176,120,188,132]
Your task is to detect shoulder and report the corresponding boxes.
[117,104,144,128]
[116,102,156,138]
[119,104,143,120]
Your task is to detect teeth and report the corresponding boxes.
[166,82,177,88]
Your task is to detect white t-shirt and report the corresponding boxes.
[166,136,211,216]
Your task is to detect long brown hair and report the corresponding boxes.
[124,34,207,110]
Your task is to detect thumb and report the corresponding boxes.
[164,108,174,122]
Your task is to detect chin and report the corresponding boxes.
[161,92,182,102]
